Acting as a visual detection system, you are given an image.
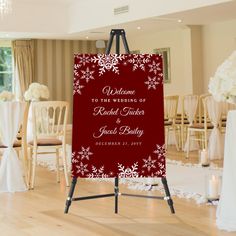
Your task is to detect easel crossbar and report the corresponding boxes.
[72,193,164,202]
[121,193,164,200]
[73,193,115,201]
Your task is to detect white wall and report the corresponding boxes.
[0,40,11,47]
[128,19,236,96]
[202,19,236,92]
[128,28,193,96]
[190,25,204,95]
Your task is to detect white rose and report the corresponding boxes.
[208,50,236,103]
[24,82,50,101]
[40,85,49,99]
[32,88,41,99]
[0,91,14,101]
[24,90,32,101]
[29,82,41,90]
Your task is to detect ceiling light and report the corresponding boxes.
[177,19,182,23]
[137,26,141,30]
[0,0,12,16]
[86,36,89,39]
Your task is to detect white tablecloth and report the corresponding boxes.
[216,110,236,231]
[0,101,27,192]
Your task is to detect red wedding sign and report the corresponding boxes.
[72,54,166,178]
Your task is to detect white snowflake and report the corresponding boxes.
[73,79,84,95]
[148,61,161,75]
[72,151,76,159]
[153,144,166,161]
[144,76,159,90]
[158,162,165,170]
[76,54,91,66]
[91,54,125,76]
[118,162,139,178]
[142,156,157,172]
[76,162,89,176]
[78,146,93,160]
[153,170,164,177]
[81,67,95,83]
[71,151,79,164]
[74,63,81,77]
[127,54,150,71]
[87,166,109,178]
[158,73,163,82]
[154,163,166,176]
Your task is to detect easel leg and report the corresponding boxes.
[161,177,175,214]
[64,177,77,214]
[114,177,119,214]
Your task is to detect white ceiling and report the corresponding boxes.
[1,0,236,40]
[71,1,236,40]
[13,0,73,5]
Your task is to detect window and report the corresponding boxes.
[0,47,13,92]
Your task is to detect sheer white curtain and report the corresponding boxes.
[205,96,223,160]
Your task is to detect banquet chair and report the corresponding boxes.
[164,95,180,151]
[0,102,30,187]
[28,101,69,189]
[197,93,210,124]
[185,95,214,158]
[179,95,198,150]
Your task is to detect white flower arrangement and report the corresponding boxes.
[0,90,15,101]
[208,51,236,103]
[24,82,49,101]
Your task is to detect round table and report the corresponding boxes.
[0,101,27,192]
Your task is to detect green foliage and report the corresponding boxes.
[0,47,13,92]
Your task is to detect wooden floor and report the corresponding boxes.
[0,147,235,236]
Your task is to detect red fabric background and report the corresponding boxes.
[72,54,166,178]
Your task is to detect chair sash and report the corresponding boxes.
[205,96,223,160]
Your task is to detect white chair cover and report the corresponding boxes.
[217,110,236,231]
[183,95,199,151]
[205,96,223,160]
[0,101,27,192]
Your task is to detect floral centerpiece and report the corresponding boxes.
[208,51,236,103]
[0,90,15,101]
[24,82,49,101]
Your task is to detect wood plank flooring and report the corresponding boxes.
[0,146,234,236]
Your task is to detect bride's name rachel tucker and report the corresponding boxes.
[93,106,144,116]
[93,125,144,139]
[102,86,135,96]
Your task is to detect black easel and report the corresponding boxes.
[64,29,175,215]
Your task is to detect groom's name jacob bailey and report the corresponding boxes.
[93,125,144,138]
